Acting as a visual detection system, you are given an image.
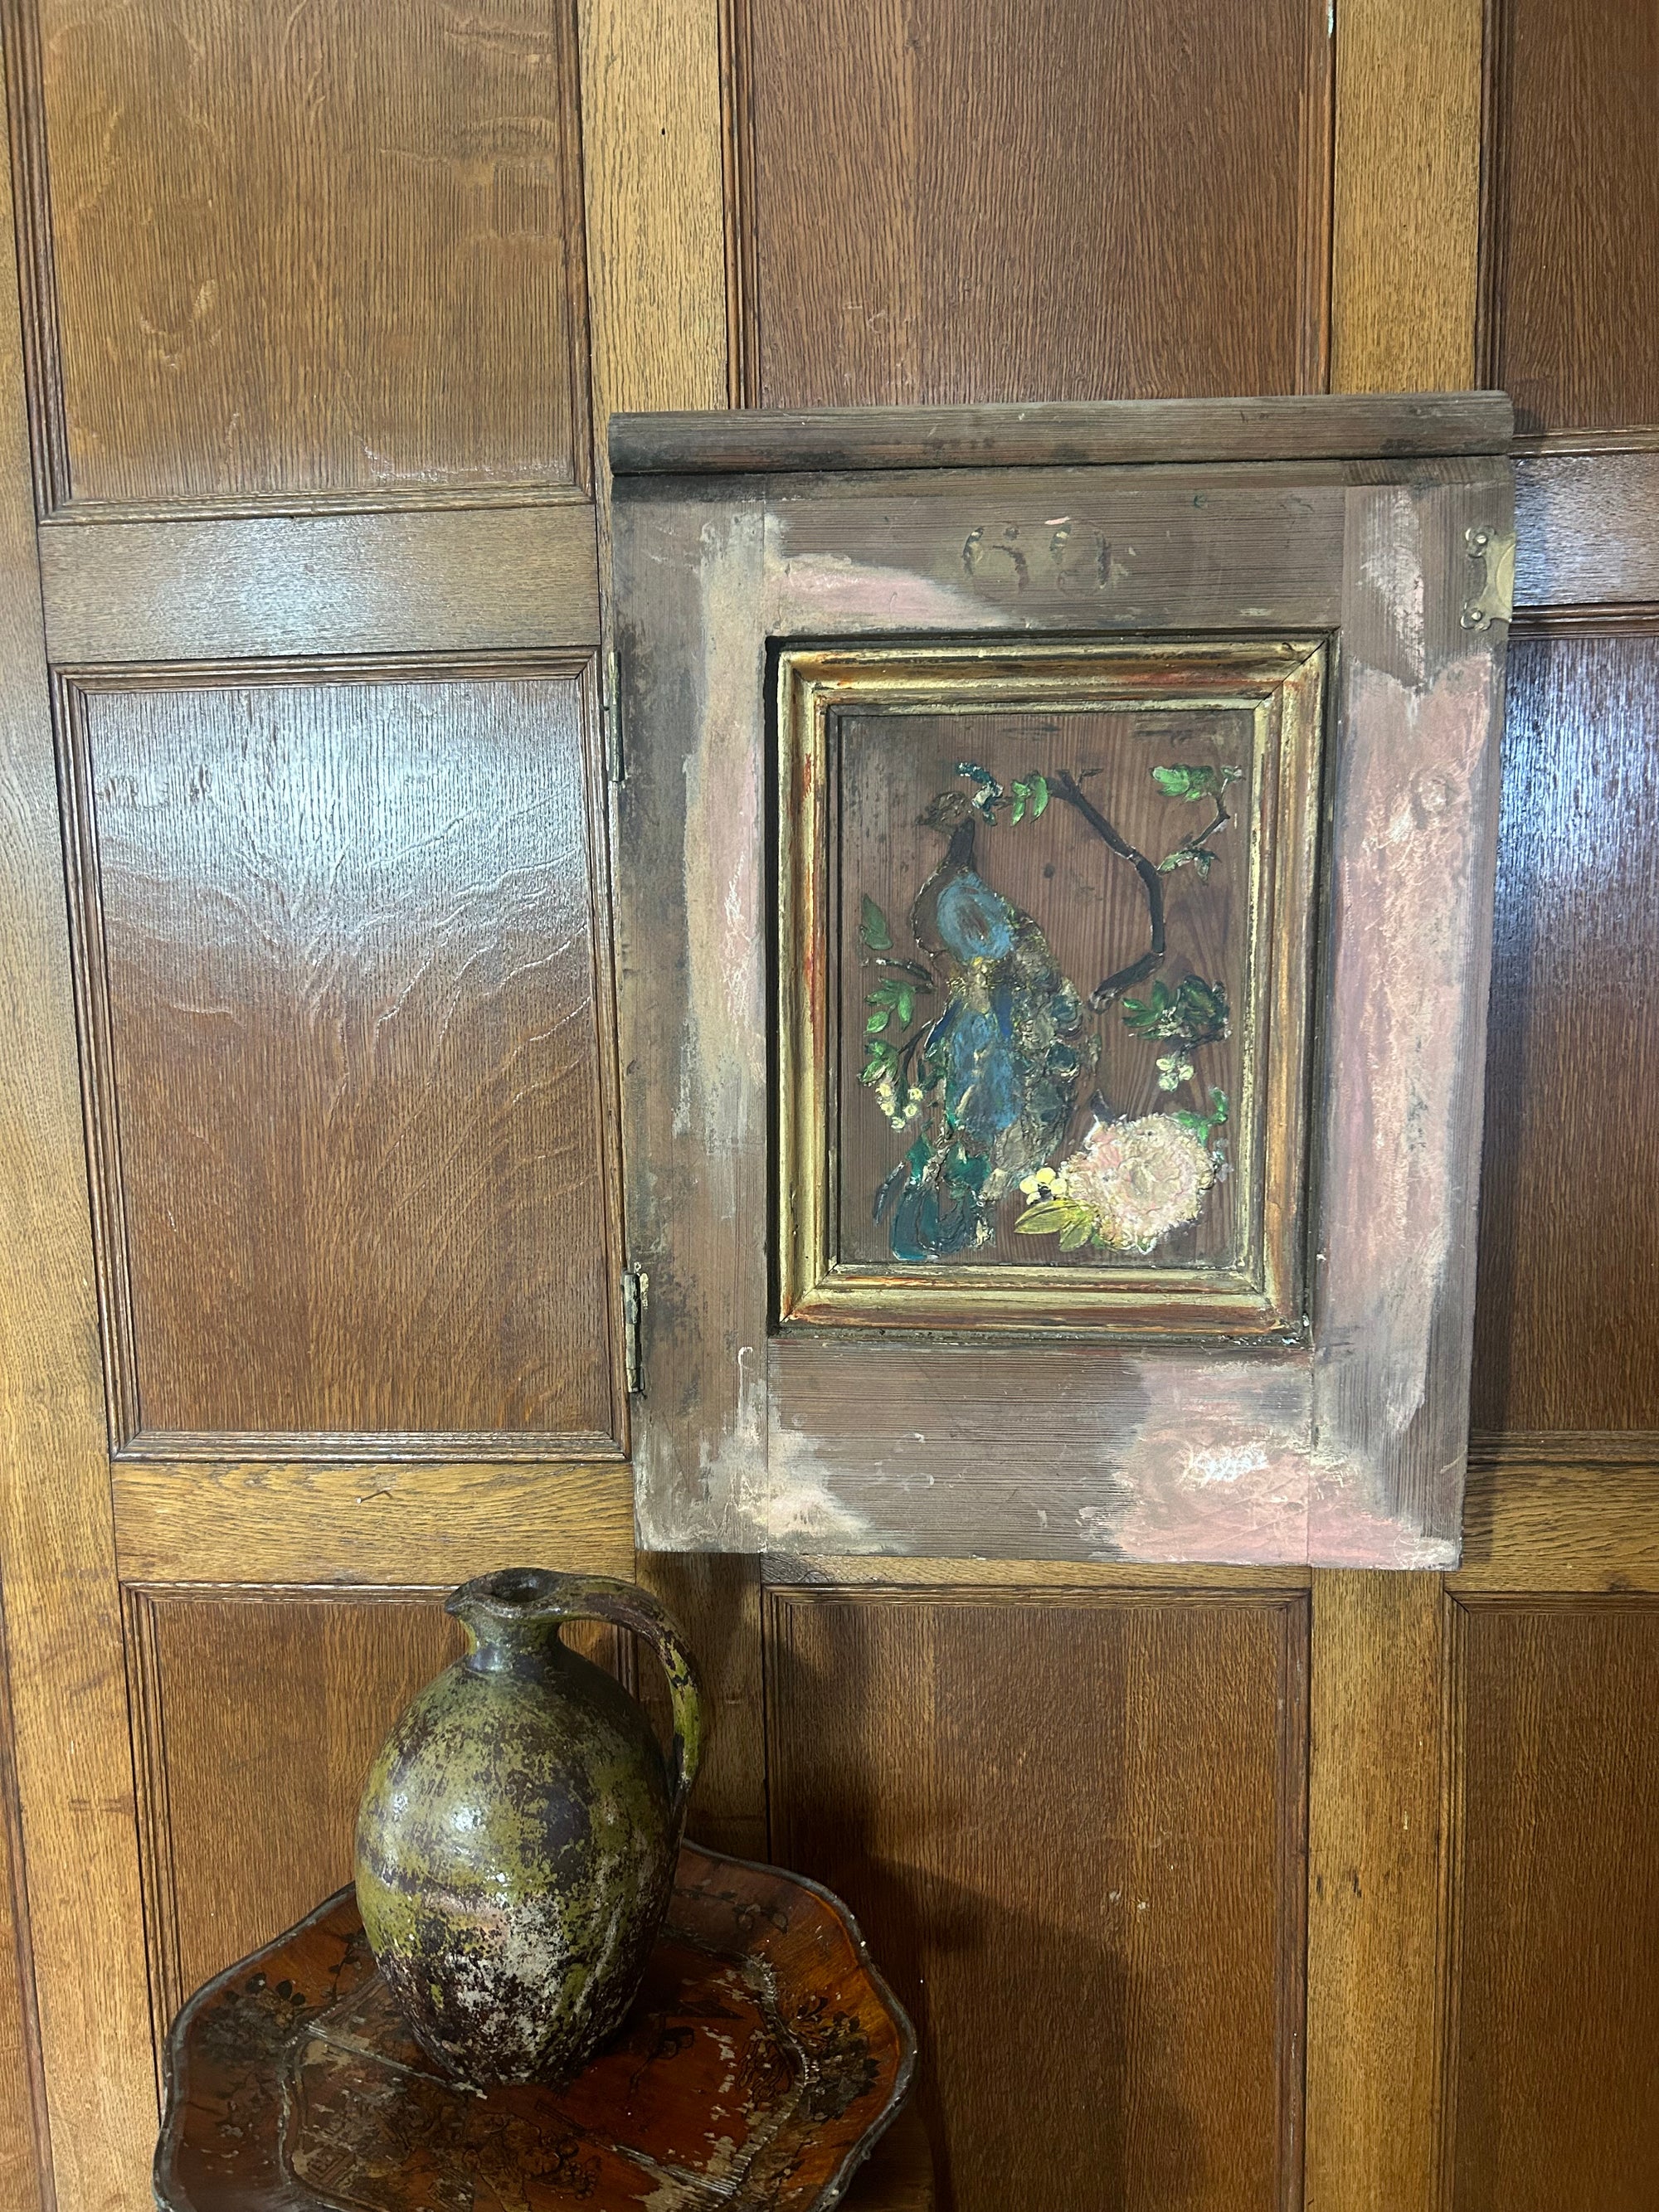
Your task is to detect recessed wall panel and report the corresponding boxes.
[64,670,620,1450]
[740,0,1330,407]
[1472,629,1659,1429]
[766,1588,1307,2212]
[19,0,589,508]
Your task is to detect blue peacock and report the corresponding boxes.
[870,769,1096,1262]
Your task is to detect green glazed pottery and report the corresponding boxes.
[354,1565,703,2088]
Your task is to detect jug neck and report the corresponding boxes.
[449,1568,576,1678]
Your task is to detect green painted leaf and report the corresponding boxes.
[1058,1215,1095,1251]
[1029,774,1048,817]
[859,894,893,951]
[867,1008,890,1033]
[1152,763,1211,800]
[897,988,914,1028]
[1014,1200,1073,1235]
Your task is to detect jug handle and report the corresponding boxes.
[544,1576,705,1827]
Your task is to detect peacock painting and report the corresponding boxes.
[859,755,1237,1266]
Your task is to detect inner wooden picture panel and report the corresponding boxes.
[776,639,1325,1335]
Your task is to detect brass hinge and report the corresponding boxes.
[1462,525,1515,631]
[621,1267,649,1395]
[601,647,625,781]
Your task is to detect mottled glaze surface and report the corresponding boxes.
[354,1566,702,2087]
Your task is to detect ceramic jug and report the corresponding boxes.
[354,1565,703,2087]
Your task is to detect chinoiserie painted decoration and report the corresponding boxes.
[776,641,1321,1335]
[354,1567,702,2088]
[610,395,1515,1569]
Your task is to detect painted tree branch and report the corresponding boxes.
[1048,770,1167,1007]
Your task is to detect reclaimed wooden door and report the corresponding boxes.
[0,2,1653,2209]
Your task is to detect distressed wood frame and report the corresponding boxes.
[775,638,1326,1336]
[613,396,1513,1568]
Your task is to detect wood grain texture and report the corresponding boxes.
[1472,627,1659,1430]
[62,668,623,1450]
[1303,1571,1448,2212]
[12,0,591,512]
[634,1553,767,1861]
[1445,1598,1659,2209]
[0,61,158,2203]
[766,1588,1307,2212]
[609,392,1515,475]
[1329,0,1483,392]
[0,1617,46,2212]
[735,0,1331,407]
[111,1459,635,1587]
[1457,1445,1659,1592]
[764,1555,1311,1592]
[576,0,727,503]
[126,1588,464,2053]
[37,504,601,665]
[1512,453,1659,609]
[1481,0,1659,434]
[126,1586,626,2065]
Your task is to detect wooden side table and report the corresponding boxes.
[156,1845,929,2210]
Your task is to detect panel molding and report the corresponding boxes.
[765,1581,1311,2212]
[2,0,596,519]
[1477,0,1659,440]
[718,0,758,409]
[1436,1589,1659,2209]
[55,654,627,1461]
[1513,453,1659,612]
[726,0,1334,410]
[124,1582,630,2077]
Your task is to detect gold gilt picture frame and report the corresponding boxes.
[776,640,1326,1335]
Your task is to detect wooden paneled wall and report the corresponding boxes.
[0,0,1653,2208]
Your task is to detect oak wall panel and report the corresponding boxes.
[10,0,590,512]
[126,1588,463,2060]
[766,1588,1307,2212]
[62,669,622,1452]
[1471,627,1659,1431]
[1481,0,1659,435]
[736,0,1331,410]
[126,1587,624,2067]
[1447,1598,1659,2210]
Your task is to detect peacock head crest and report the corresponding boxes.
[918,787,974,833]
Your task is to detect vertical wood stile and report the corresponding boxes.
[0,49,157,2211]
[1330,0,1486,395]
[576,0,728,534]
[575,0,769,1854]
[1304,1574,1451,2210]
[1313,8,1488,2199]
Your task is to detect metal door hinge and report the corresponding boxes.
[621,1267,649,1395]
[602,647,625,782]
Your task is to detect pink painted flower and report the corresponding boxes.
[1060,1115,1216,1252]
